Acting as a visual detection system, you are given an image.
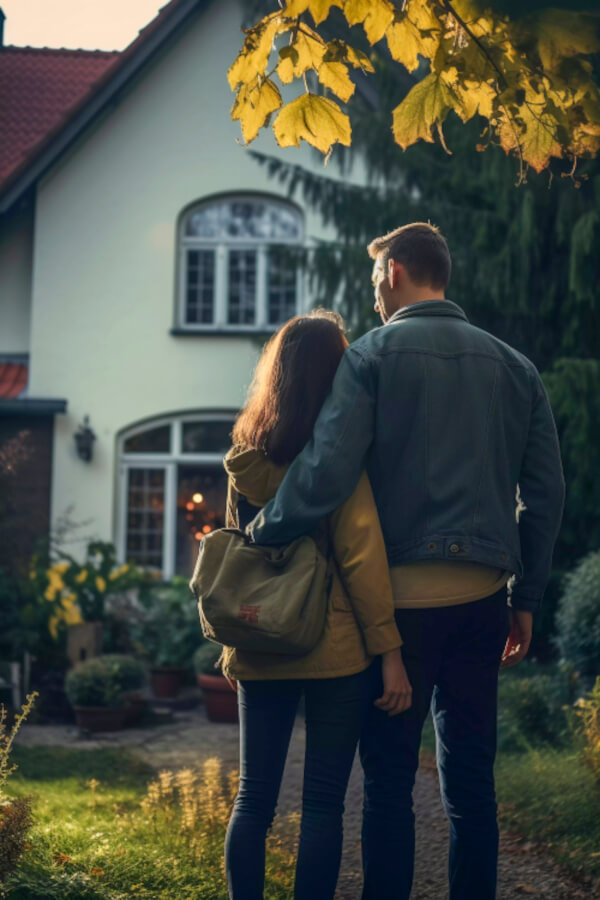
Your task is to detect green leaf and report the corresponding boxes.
[392,71,455,149]
[530,10,600,73]
[273,93,351,153]
[231,77,283,144]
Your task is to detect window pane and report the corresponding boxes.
[228,250,256,325]
[182,420,233,454]
[176,466,227,576]
[185,199,302,242]
[125,468,165,569]
[267,248,298,325]
[185,249,215,324]
[124,425,171,453]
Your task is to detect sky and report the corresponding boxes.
[1,0,166,51]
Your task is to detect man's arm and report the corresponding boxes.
[246,344,376,545]
[511,367,565,613]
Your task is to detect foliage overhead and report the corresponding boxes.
[229,0,600,178]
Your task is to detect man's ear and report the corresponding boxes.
[388,258,403,290]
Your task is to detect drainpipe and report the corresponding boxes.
[0,9,5,48]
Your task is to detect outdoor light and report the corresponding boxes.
[73,415,96,462]
[193,493,204,503]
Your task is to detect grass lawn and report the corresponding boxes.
[1,746,294,900]
[420,685,600,891]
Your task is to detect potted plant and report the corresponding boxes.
[194,642,238,723]
[100,654,148,725]
[131,577,202,698]
[64,654,145,731]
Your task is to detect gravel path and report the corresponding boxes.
[16,704,597,899]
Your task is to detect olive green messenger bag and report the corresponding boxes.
[189,527,331,655]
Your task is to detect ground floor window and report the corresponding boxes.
[118,414,233,578]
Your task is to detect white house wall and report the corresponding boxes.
[28,0,361,558]
[0,202,33,354]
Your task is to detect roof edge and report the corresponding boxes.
[0,0,207,216]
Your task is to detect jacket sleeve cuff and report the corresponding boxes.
[509,593,541,614]
[363,622,403,656]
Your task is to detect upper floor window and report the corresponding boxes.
[178,196,303,332]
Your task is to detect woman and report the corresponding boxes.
[222,309,406,900]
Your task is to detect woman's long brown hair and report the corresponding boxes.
[232,309,348,465]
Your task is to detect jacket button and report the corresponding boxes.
[449,543,460,553]
[428,542,437,551]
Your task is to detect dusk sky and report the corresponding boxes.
[1,0,165,51]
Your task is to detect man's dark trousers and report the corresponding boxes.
[360,588,511,900]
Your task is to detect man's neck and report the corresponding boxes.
[385,293,447,322]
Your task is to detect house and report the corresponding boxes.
[0,0,356,579]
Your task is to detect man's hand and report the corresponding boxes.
[501,609,533,668]
[374,648,412,716]
[225,675,238,693]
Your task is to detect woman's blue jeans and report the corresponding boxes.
[225,669,370,900]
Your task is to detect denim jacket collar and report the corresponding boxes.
[386,299,469,326]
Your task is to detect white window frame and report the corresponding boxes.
[178,195,304,333]
[117,413,235,579]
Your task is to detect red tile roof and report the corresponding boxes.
[0,0,187,194]
[0,362,28,398]
[0,47,120,186]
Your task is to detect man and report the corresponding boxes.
[247,222,565,900]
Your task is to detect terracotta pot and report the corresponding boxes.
[197,673,239,723]
[123,691,147,725]
[151,666,186,698]
[73,706,129,732]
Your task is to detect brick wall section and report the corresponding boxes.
[0,415,53,577]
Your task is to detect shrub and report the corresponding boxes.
[0,693,37,884]
[497,662,578,753]
[131,577,202,669]
[64,655,144,708]
[574,676,600,785]
[554,550,600,684]
[193,642,223,675]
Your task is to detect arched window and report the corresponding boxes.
[178,195,303,331]
[117,414,235,578]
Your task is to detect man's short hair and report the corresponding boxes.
[367,222,451,290]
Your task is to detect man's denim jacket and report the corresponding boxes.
[247,301,566,613]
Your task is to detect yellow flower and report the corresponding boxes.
[47,569,64,591]
[54,561,70,574]
[75,569,88,584]
[63,604,83,626]
[48,615,59,640]
[61,592,78,608]
[44,586,57,602]
[95,576,106,593]
[29,570,36,581]
[109,563,130,581]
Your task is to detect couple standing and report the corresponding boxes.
[219,222,565,900]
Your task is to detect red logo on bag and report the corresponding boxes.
[238,604,261,623]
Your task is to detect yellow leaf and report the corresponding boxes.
[497,103,562,173]
[392,72,455,149]
[318,61,355,102]
[284,0,342,25]
[276,26,325,83]
[323,39,374,73]
[386,14,440,72]
[343,0,395,45]
[531,11,600,73]
[273,93,351,154]
[441,68,496,121]
[232,77,283,143]
[227,13,283,91]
